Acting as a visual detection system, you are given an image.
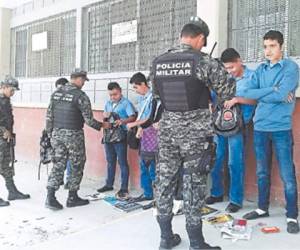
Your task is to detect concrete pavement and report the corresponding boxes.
[0,162,299,250]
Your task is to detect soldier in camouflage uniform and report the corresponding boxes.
[0,76,30,207]
[45,69,107,210]
[151,17,235,250]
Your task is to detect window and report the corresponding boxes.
[82,0,197,73]
[11,11,76,78]
[228,0,300,62]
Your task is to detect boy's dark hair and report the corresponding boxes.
[129,72,148,86]
[180,23,204,38]
[55,77,68,88]
[263,30,284,46]
[221,48,241,63]
[107,81,121,91]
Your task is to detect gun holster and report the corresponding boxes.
[184,137,216,175]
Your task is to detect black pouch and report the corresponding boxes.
[102,127,126,144]
[102,112,126,144]
[198,136,217,174]
[127,127,140,150]
[197,140,216,175]
[183,138,216,176]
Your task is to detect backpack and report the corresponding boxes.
[38,130,53,180]
[212,104,243,137]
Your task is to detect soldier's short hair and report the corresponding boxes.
[107,81,121,91]
[129,72,148,86]
[263,30,284,46]
[180,23,204,38]
[55,77,68,88]
[221,48,241,63]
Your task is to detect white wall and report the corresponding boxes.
[197,0,228,58]
[0,8,12,79]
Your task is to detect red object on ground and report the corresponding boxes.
[261,227,280,233]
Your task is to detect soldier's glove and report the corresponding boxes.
[197,141,216,175]
[3,129,13,142]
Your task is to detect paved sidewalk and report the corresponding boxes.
[0,162,299,250]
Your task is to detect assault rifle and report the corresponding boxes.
[210,42,217,57]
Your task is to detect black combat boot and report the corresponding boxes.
[6,179,30,200]
[66,190,89,208]
[187,223,221,250]
[0,198,10,207]
[157,215,181,249]
[45,188,63,210]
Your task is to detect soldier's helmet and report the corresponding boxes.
[187,16,210,46]
[1,75,20,90]
[71,68,89,81]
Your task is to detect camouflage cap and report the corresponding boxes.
[70,68,89,81]
[1,75,20,90]
[187,16,210,37]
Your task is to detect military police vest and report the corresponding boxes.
[152,49,210,112]
[0,95,13,132]
[52,88,84,130]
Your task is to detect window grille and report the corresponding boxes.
[228,0,300,62]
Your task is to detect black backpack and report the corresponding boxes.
[212,104,243,137]
[102,112,126,144]
[38,130,52,180]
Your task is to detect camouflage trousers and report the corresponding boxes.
[47,129,86,191]
[0,138,14,181]
[155,109,214,227]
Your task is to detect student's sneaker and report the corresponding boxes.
[142,201,155,210]
[97,185,113,193]
[116,189,129,200]
[225,203,241,213]
[205,196,223,205]
[129,194,153,202]
[243,209,269,220]
[287,220,300,234]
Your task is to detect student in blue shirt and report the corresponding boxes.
[127,72,157,202]
[206,48,256,213]
[238,30,299,234]
[97,82,136,199]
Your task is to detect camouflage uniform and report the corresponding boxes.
[153,44,235,227]
[0,76,30,204]
[0,93,14,180]
[46,83,101,191]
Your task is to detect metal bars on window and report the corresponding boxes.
[138,0,196,70]
[11,10,76,78]
[228,0,300,62]
[15,29,28,77]
[83,0,197,73]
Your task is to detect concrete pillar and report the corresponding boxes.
[197,0,228,57]
[0,8,12,79]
